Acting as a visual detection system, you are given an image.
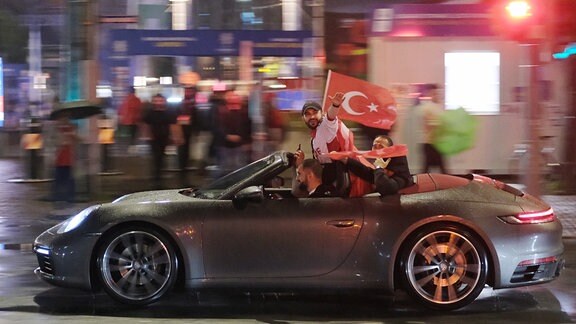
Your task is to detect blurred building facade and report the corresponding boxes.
[1,0,575,191]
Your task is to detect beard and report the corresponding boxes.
[305,117,321,130]
[298,182,308,192]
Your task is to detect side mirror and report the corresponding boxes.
[233,186,264,209]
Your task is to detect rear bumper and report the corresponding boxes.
[510,254,564,285]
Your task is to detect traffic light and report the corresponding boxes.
[505,0,532,19]
[490,0,542,42]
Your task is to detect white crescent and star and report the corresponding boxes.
[341,91,381,115]
[368,102,379,112]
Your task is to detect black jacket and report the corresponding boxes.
[309,183,337,198]
[212,102,252,148]
[347,156,414,192]
[143,108,177,145]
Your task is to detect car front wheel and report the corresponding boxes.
[97,227,178,305]
[400,224,488,310]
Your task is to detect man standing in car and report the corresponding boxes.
[295,92,353,178]
[294,92,372,197]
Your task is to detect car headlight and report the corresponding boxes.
[57,205,100,234]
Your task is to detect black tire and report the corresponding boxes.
[400,223,488,310]
[96,226,178,305]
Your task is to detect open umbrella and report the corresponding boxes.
[49,100,103,120]
[432,107,478,156]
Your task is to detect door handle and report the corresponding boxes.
[327,220,355,228]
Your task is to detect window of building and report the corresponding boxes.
[444,52,500,114]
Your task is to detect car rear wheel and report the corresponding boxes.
[97,227,178,305]
[400,224,488,310]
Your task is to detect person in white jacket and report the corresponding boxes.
[418,84,447,173]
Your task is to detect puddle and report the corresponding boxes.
[0,243,33,251]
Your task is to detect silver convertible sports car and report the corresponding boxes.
[34,151,564,310]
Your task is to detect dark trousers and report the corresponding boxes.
[150,141,168,188]
[178,126,193,171]
[423,143,447,173]
[125,124,139,146]
[374,169,401,196]
[53,166,75,203]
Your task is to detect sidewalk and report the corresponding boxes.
[0,151,208,246]
[0,152,574,248]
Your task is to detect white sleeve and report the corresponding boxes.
[312,117,339,163]
[317,117,338,143]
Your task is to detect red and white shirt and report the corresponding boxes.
[311,116,354,163]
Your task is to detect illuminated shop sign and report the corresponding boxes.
[371,3,493,37]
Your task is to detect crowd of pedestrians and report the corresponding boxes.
[41,74,450,204]
[114,84,286,189]
[110,79,446,194]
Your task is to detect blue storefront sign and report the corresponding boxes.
[109,29,312,57]
[102,29,312,108]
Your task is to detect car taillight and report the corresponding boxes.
[499,207,555,224]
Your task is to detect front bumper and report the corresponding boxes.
[33,227,101,291]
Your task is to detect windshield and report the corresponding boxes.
[192,153,285,199]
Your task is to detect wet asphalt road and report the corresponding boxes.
[0,240,574,323]
[0,155,575,323]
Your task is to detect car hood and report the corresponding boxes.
[113,189,193,204]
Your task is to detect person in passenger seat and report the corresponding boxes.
[336,135,414,196]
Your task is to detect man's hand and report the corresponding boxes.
[374,157,391,169]
[327,92,344,120]
[294,149,305,167]
[330,92,344,107]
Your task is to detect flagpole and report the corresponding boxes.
[322,70,332,110]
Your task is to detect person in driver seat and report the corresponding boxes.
[296,159,337,198]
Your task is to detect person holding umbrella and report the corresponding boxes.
[49,101,102,211]
[51,111,81,210]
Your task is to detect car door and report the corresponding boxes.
[203,196,364,278]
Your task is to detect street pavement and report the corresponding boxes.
[0,148,574,249]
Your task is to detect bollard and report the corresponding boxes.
[98,115,116,174]
[22,117,43,179]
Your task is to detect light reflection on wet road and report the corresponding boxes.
[0,239,574,323]
[0,155,575,323]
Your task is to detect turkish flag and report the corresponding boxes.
[322,71,397,130]
[362,144,408,159]
[327,144,408,168]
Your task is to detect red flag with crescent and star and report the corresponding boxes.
[322,70,397,130]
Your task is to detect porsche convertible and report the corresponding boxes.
[34,151,564,310]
